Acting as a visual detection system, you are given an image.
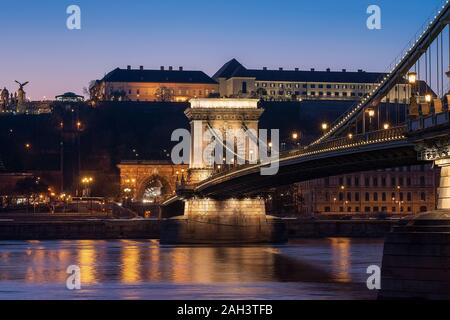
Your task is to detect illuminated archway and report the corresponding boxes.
[137,175,171,204]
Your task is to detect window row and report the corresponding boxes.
[323,206,428,213]
[256,82,375,90]
[335,176,427,188]
[333,191,427,202]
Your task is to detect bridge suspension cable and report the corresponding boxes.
[311,0,450,146]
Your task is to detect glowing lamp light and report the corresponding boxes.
[368,109,375,117]
[408,72,417,84]
[321,123,329,131]
[292,133,299,140]
[425,94,432,103]
[383,123,390,130]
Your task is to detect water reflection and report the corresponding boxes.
[77,241,98,285]
[0,239,384,300]
[330,238,351,283]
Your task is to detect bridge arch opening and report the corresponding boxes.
[138,175,171,204]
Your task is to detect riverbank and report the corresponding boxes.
[0,219,160,240]
[0,216,398,240]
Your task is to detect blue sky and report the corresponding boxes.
[0,0,446,99]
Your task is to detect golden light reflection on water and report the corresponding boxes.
[167,247,277,284]
[23,242,71,284]
[77,240,98,285]
[120,240,141,284]
[0,239,368,289]
[330,238,351,283]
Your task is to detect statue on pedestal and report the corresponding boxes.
[15,80,29,113]
[0,87,9,111]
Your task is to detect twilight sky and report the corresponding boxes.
[0,0,446,99]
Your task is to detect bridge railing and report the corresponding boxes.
[283,126,406,159]
[203,126,407,183]
[408,111,450,132]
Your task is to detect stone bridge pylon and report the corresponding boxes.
[161,99,287,244]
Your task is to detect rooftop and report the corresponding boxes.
[101,67,218,85]
[214,59,387,84]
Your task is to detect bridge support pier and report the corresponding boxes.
[380,159,450,299]
[160,198,287,244]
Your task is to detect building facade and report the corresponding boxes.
[214,59,433,102]
[90,66,219,102]
[118,160,188,203]
[296,164,439,215]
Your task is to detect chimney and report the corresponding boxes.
[160,66,165,71]
[139,66,144,70]
[342,69,347,72]
[311,68,315,72]
[169,66,173,71]
[295,68,299,72]
[326,68,331,72]
[179,66,183,71]
[279,67,283,71]
[127,65,131,70]
[263,67,267,71]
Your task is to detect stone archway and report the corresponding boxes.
[137,175,172,204]
[118,161,188,202]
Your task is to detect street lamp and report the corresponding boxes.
[407,72,417,85]
[383,123,390,130]
[367,109,375,131]
[81,176,94,197]
[321,123,329,132]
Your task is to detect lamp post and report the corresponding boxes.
[340,185,345,213]
[368,109,375,131]
[407,71,419,117]
[81,177,93,197]
[292,132,300,147]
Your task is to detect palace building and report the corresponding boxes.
[296,164,439,215]
[90,66,219,102]
[214,59,433,102]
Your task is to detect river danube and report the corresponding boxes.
[0,238,383,300]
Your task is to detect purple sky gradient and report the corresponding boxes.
[0,0,446,99]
